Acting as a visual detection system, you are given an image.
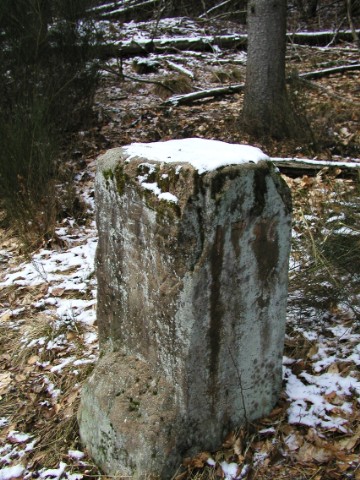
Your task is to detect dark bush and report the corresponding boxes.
[0,0,100,248]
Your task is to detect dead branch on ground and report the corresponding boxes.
[162,64,360,106]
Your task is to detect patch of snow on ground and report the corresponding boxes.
[0,464,25,480]
[7,431,32,444]
[67,450,85,461]
[220,461,240,480]
[39,461,67,479]
[0,235,97,289]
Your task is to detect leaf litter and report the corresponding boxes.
[1,3,360,479]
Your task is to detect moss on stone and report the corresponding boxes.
[103,168,115,189]
[210,167,239,202]
[114,164,130,196]
[158,174,170,192]
[134,164,181,220]
[157,167,179,193]
[137,163,159,182]
[156,199,181,223]
[128,398,140,412]
[103,168,114,181]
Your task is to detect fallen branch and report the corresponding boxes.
[162,83,245,106]
[290,44,360,53]
[99,34,247,59]
[271,157,360,179]
[96,29,360,60]
[89,0,159,20]
[165,60,195,79]
[298,63,360,80]
[287,29,360,46]
[162,63,360,106]
[199,0,235,18]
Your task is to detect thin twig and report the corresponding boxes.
[325,17,346,47]
[99,64,176,93]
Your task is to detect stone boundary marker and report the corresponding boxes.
[78,138,292,478]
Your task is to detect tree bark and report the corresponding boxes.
[242,0,298,139]
[346,0,360,49]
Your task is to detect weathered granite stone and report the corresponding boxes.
[78,139,292,479]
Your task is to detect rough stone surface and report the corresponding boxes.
[78,141,292,479]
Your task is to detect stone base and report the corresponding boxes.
[78,353,184,479]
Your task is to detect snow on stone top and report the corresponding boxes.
[123,138,269,174]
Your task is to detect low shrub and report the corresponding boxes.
[0,0,99,250]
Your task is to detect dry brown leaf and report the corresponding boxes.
[51,287,65,297]
[17,405,27,415]
[234,436,243,456]
[0,310,11,322]
[280,424,293,436]
[306,428,327,447]
[183,451,211,469]
[43,408,56,419]
[66,331,76,341]
[324,392,345,405]
[15,373,27,382]
[27,355,39,365]
[336,455,359,472]
[285,431,304,451]
[31,450,48,465]
[296,441,333,464]
[307,344,318,358]
[327,363,340,374]
[237,454,245,464]
[28,393,37,403]
[32,383,44,394]
[338,363,352,375]
[174,472,188,480]
[62,390,79,418]
[338,425,360,452]
[0,372,12,394]
[222,431,236,449]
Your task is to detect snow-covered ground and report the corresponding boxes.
[0,166,100,479]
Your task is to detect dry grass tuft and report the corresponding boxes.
[153,75,193,99]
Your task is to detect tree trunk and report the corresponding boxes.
[346,0,360,48]
[242,0,297,139]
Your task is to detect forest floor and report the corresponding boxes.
[0,4,360,480]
